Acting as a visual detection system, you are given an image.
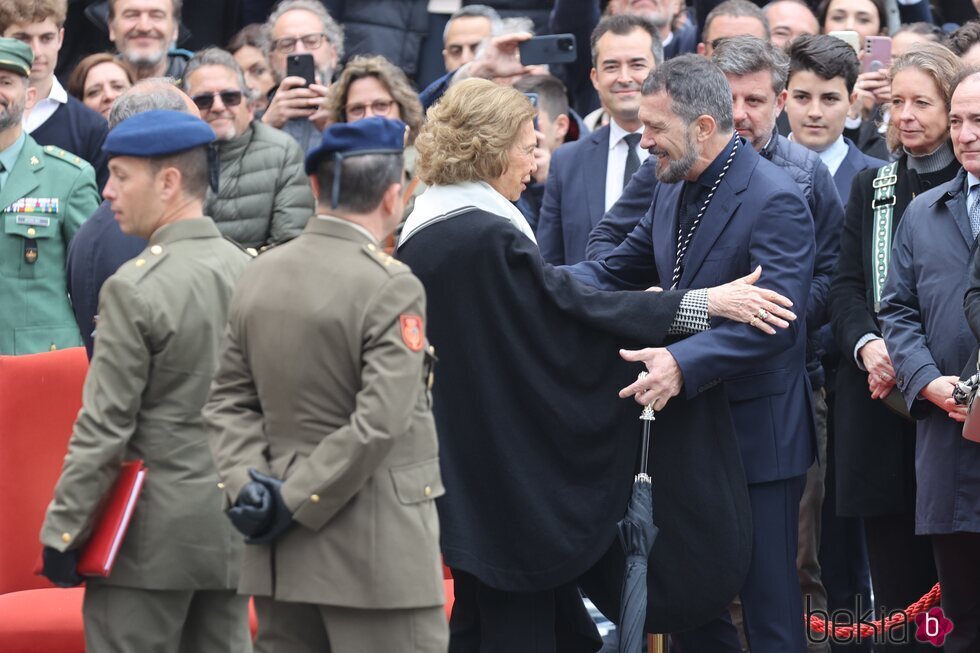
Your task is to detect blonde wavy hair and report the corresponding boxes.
[325,55,423,144]
[415,78,536,186]
[885,42,962,154]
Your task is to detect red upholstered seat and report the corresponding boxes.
[0,348,456,647]
[0,588,85,653]
[0,349,88,652]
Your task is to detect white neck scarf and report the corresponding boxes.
[397,180,537,248]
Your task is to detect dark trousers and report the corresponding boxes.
[819,398,873,653]
[931,532,980,653]
[449,569,602,653]
[864,513,938,652]
[672,475,808,653]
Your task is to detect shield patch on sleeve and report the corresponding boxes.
[399,315,424,352]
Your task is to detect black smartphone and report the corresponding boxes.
[286,53,316,86]
[519,34,577,66]
[523,92,539,131]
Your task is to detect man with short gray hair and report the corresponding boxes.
[108,0,190,80]
[261,0,343,153]
[443,4,501,73]
[713,33,845,653]
[696,0,770,56]
[66,78,196,357]
[182,47,313,250]
[570,53,816,653]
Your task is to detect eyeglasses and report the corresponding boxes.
[345,100,395,119]
[272,33,328,54]
[191,90,243,111]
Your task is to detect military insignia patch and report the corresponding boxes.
[399,315,424,352]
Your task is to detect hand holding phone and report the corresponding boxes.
[519,34,577,66]
[862,36,892,74]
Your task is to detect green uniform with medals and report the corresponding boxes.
[0,39,100,354]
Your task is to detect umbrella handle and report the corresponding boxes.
[637,372,657,422]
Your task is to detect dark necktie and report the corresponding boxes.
[623,133,642,187]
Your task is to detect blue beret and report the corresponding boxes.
[305,117,406,175]
[104,110,216,158]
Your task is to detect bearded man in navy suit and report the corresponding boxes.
[569,54,816,653]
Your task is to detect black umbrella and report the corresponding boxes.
[617,394,660,653]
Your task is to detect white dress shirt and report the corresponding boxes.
[814,135,849,177]
[604,119,649,211]
[24,77,67,134]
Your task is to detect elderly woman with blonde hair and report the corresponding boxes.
[396,78,790,651]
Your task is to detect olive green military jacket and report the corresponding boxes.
[41,218,250,591]
[0,137,99,354]
[204,216,445,609]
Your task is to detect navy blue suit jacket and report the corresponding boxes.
[833,138,886,206]
[585,149,659,263]
[66,200,147,358]
[569,141,816,484]
[537,125,610,264]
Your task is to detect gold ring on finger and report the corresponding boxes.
[750,317,759,327]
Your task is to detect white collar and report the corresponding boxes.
[968,172,980,193]
[608,118,643,151]
[41,76,68,105]
[398,181,536,247]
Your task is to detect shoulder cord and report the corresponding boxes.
[671,135,741,289]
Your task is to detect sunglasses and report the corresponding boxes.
[191,90,244,111]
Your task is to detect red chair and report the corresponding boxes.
[0,348,456,648]
[0,348,89,653]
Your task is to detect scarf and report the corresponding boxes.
[397,180,537,248]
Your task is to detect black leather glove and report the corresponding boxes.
[228,480,273,537]
[244,468,294,545]
[41,546,83,588]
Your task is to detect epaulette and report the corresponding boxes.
[118,243,169,282]
[223,235,258,258]
[361,242,407,274]
[42,145,89,169]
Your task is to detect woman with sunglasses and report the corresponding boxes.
[322,56,424,238]
[181,48,314,250]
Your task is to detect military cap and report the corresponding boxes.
[0,38,33,78]
[103,110,216,158]
[304,116,406,175]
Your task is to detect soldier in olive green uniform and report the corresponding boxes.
[40,111,252,653]
[0,38,99,354]
[205,118,448,653]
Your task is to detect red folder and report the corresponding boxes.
[35,460,146,578]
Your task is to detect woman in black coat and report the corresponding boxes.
[827,44,962,646]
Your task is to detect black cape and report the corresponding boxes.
[398,209,752,632]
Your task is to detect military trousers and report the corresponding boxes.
[253,596,448,653]
[83,584,251,653]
